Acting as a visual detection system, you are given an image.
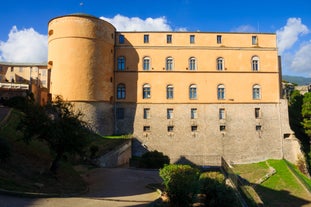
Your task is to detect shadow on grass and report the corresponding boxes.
[255,184,311,207]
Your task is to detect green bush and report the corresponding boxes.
[139,150,170,169]
[199,171,239,207]
[160,164,200,206]
[0,137,11,162]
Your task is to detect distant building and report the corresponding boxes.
[0,62,50,105]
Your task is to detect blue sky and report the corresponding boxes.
[0,0,311,77]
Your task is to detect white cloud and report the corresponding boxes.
[231,25,257,33]
[276,18,309,54]
[288,41,311,76]
[0,26,47,63]
[100,14,173,31]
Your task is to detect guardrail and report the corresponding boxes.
[0,83,29,90]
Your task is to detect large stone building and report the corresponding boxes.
[47,13,302,165]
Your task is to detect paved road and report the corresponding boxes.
[0,168,162,207]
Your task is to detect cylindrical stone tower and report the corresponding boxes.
[48,14,116,135]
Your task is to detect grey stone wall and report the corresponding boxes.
[118,103,290,164]
[74,101,114,135]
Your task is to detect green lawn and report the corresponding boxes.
[233,159,311,207]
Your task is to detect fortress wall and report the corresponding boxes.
[118,103,286,164]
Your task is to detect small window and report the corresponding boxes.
[143,108,150,119]
[143,57,150,71]
[255,108,261,119]
[167,34,172,43]
[253,84,261,100]
[217,84,225,100]
[116,108,125,119]
[117,84,126,99]
[143,84,151,99]
[220,125,226,131]
[143,126,151,132]
[166,85,174,99]
[252,56,259,71]
[217,35,222,44]
[119,34,125,44]
[191,108,197,119]
[144,34,149,43]
[217,57,224,71]
[256,125,262,131]
[189,57,196,70]
[219,108,225,120]
[189,84,197,99]
[191,125,198,132]
[252,36,258,45]
[167,108,174,119]
[117,56,125,71]
[190,35,195,44]
[168,126,174,132]
[166,57,174,70]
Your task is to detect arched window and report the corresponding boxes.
[189,57,196,70]
[217,57,224,71]
[117,83,126,99]
[166,85,174,99]
[166,57,174,70]
[217,84,225,100]
[117,56,125,71]
[253,84,261,99]
[189,84,197,99]
[143,57,150,71]
[143,84,151,99]
[252,56,260,71]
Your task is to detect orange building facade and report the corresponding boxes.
[48,14,301,164]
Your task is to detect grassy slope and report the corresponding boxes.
[0,109,128,195]
[233,160,311,207]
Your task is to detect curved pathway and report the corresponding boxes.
[0,168,162,207]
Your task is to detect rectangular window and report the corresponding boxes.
[219,108,225,120]
[144,34,149,43]
[191,125,198,132]
[168,126,174,132]
[167,34,172,43]
[252,36,258,45]
[191,108,197,119]
[117,57,125,71]
[119,34,125,44]
[116,108,125,120]
[256,125,262,131]
[255,108,261,119]
[167,86,174,99]
[143,108,150,119]
[217,35,222,44]
[190,35,195,44]
[167,108,173,119]
[143,125,151,132]
[220,125,226,131]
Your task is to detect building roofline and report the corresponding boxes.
[116,31,276,35]
[0,61,47,67]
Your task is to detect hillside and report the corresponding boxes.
[283,75,311,86]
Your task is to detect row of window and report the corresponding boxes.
[117,56,260,71]
[119,34,258,45]
[117,84,262,100]
[142,124,262,133]
[140,107,261,120]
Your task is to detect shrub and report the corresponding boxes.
[160,164,200,206]
[0,137,11,162]
[199,171,239,207]
[139,150,170,169]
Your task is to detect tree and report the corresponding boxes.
[302,92,311,138]
[18,96,91,173]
